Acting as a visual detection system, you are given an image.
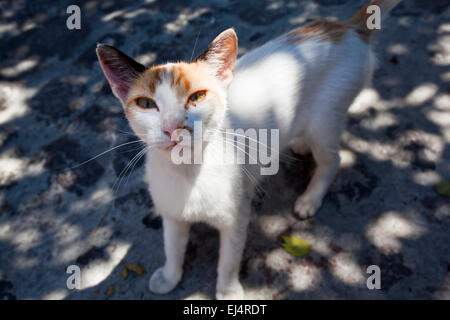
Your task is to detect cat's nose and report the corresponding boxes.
[163,125,184,138]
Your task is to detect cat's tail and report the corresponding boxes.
[348,0,402,42]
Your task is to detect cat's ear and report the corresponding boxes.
[96,44,145,103]
[195,28,238,88]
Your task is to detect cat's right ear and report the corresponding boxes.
[96,44,145,103]
[195,28,238,88]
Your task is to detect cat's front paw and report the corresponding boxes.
[294,195,321,219]
[216,282,244,300]
[149,267,181,294]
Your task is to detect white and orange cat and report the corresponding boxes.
[97,0,401,299]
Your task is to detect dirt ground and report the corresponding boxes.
[0,0,449,299]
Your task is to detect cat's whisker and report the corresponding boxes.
[208,128,300,164]
[117,144,147,154]
[223,136,292,165]
[69,139,144,170]
[223,138,259,164]
[210,136,269,195]
[222,139,266,195]
[209,128,281,154]
[123,146,149,189]
[115,129,136,135]
[190,25,203,62]
[112,146,148,195]
[222,137,260,165]
[112,147,146,193]
[240,165,265,196]
[89,145,148,237]
[115,129,153,137]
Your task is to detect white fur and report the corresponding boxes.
[142,29,375,299]
[228,33,375,218]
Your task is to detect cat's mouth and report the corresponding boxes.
[165,141,178,151]
[160,138,202,152]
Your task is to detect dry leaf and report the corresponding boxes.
[281,235,311,257]
[92,289,99,297]
[105,285,115,297]
[117,284,122,294]
[120,267,128,280]
[125,262,146,276]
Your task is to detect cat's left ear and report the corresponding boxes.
[96,44,145,104]
[195,28,238,88]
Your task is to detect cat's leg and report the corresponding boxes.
[216,216,249,300]
[290,136,310,155]
[294,137,340,219]
[149,216,190,294]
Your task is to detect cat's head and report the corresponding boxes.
[96,28,237,152]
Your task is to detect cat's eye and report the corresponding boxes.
[186,90,207,107]
[136,97,158,110]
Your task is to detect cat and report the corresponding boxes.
[96,0,401,300]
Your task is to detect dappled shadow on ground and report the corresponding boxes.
[0,0,449,300]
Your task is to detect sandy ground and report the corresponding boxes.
[0,0,449,300]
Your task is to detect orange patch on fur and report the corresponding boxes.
[287,20,349,44]
[169,62,216,101]
[347,0,381,43]
[134,63,195,99]
[171,64,191,93]
[287,0,395,44]
[144,65,166,94]
[127,60,225,109]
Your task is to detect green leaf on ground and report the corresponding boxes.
[434,180,450,198]
[281,235,311,257]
